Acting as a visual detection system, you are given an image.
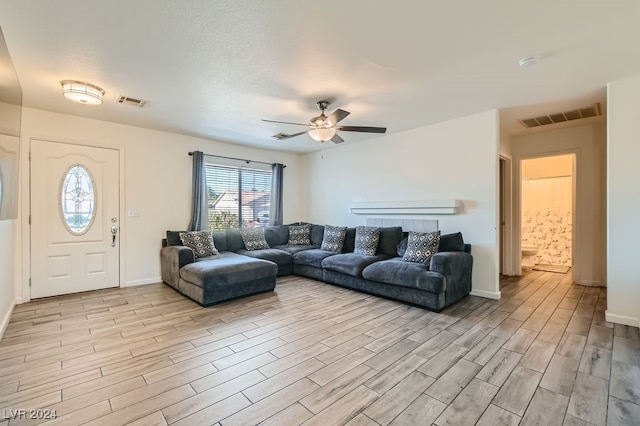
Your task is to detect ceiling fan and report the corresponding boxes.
[262,100,387,144]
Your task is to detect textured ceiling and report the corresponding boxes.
[1,1,638,153]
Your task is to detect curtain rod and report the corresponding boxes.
[188,151,286,168]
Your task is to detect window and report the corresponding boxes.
[205,161,272,231]
[60,164,96,235]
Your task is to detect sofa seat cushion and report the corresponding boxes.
[236,248,292,266]
[362,258,445,293]
[180,252,277,288]
[292,249,339,268]
[271,244,319,255]
[322,253,390,278]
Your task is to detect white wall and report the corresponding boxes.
[301,110,501,298]
[17,108,304,301]
[0,219,16,338]
[606,75,640,327]
[511,123,606,286]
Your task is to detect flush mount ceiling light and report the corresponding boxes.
[60,80,105,105]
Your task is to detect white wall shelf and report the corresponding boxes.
[349,199,461,215]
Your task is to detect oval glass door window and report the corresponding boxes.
[60,165,96,235]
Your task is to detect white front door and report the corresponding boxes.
[31,140,120,298]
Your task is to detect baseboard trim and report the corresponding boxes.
[470,289,501,300]
[576,280,606,287]
[605,311,639,327]
[125,277,162,287]
[0,300,16,341]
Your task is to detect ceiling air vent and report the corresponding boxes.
[519,103,601,128]
[116,95,148,108]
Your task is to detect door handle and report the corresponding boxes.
[111,218,118,247]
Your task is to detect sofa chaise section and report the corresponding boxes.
[161,238,277,307]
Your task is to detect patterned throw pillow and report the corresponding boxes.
[354,226,381,256]
[178,231,218,258]
[401,231,441,264]
[321,225,347,253]
[288,224,311,245]
[240,227,270,250]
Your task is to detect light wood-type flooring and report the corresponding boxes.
[1,270,639,425]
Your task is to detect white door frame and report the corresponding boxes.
[22,138,126,303]
[512,149,578,280]
[499,155,516,276]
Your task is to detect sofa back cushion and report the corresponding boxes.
[211,231,228,252]
[342,227,357,253]
[264,225,289,247]
[310,225,325,246]
[225,228,246,252]
[439,232,465,252]
[377,227,404,257]
[166,230,187,246]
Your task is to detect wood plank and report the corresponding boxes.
[607,396,640,426]
[301,364,377,414]
[222,378,319,426]
[518,339,556,373]
[161,370,265,424]
[425,359,482,404]
[540,354,580,396]
[388,394,446,426]
[609,360,640,405]
[433,378,499,426]
[476,404,521,426]
[363,371,434,424]
[520,387,569,426]
[578,345,612,380]
[300,385,379,426]
[492,366,542,416]
[567,372,609,426]
[476,348,522,387]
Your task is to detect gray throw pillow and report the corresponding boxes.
[402,231,441,264]
[240,227,270,250]
[288,224,311,245]
[321,225,347,253]
[354,226,380,256]
[179,231,218,258]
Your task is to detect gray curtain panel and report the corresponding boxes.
[188,151,208,231]
[270,163,284,226]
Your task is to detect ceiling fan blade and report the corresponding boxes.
[262,119,310,127]
[331,133,345,144]
[336,126,387,134]
[273,131,308,140]
[326,108,350,125]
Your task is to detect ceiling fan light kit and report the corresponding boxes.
[308,127,336,142]
[263,100,386,144]
[60,80,105,105]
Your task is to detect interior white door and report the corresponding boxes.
[31,140,120,298]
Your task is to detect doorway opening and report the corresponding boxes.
[520,154,575,274]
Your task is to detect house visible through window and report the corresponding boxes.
[205,160,272,231]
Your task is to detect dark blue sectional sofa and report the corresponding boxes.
[160,224,473,311]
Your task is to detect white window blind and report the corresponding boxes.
[205,162,272,231]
